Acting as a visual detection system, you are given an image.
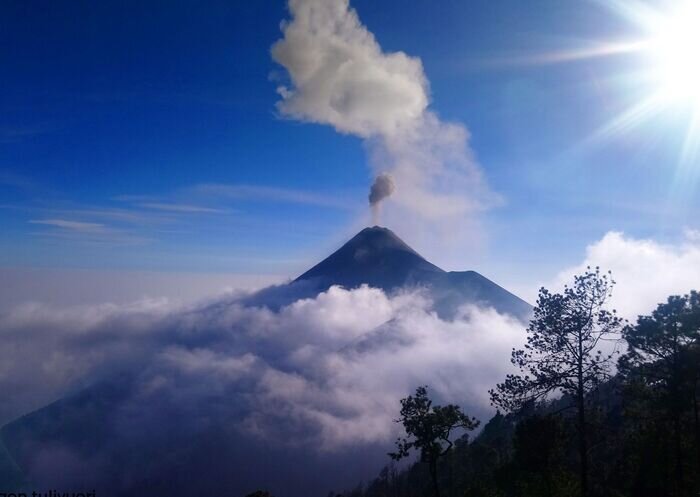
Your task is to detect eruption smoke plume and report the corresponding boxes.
[368,173,396,225]
[271,0,497,264]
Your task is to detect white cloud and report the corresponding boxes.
[137,202,226,214]
[0,298,175,425]
[0,284,525,450]
[27,216,155,245]
[550,231,700,319]
[29,218,106,232]
[271,0,428,138]
[251,302,525,449]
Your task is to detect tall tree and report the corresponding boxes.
[685,292,700,479]
[490,267,624,496]
[390,386,479,497]
[619,291,700,494]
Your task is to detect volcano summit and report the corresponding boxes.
[294,226,531,320]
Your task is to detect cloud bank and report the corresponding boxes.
[271,0,496,261]
[0,281,526,495]
[0,285,525,447]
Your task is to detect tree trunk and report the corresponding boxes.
[694,378,700,477]
[673,413,683,496]
[429,459,440,497]
[448,454,453,497]
[577,333,589,497]
[671,366,684,495]
[577,389,588,497]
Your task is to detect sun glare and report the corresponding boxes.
[647,1,700,107]
[579,0,700,171]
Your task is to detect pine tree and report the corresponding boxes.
[390,386,479,497]
[490,267,624,496]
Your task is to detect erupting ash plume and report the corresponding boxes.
[271,0,498,263]
[368,173,396,224]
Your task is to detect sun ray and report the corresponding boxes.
[489,40,649,68]
[559,0,700,207]
[596,0,663,32]
[476,1,700,203]
[587,92,667,143]
[670,110,700,202]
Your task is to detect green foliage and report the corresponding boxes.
[390,386,479,497]
[619,291,700,496]
[390,386,479,463]
[490,267,624,412]
[619,291,700,405]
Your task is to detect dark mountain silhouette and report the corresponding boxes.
[296,226,443,289]
[295,226,531,319]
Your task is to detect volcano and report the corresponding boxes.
[0,227,532,497]
[294,226,531,319]
[296,226,443,289]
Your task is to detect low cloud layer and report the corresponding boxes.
[0,285,525,448]
[271,0,496,262]
[6,230,698,441]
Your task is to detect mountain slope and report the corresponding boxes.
[295,226,531,319]
[296,226,444,290]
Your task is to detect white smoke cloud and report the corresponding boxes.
[271,0,428,138]
[271,0,497,263]
[550,230,700,320]
[0,285,525,449]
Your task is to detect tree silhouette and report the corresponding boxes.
[619,291,700,494]
[490,267,623,496]
[390,386,479,497]
[509,415,577,497]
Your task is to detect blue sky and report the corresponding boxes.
[1,0,698,295]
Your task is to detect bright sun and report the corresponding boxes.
[508,0,700,175]
[647,1,700,106]
[576,0,700,165]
